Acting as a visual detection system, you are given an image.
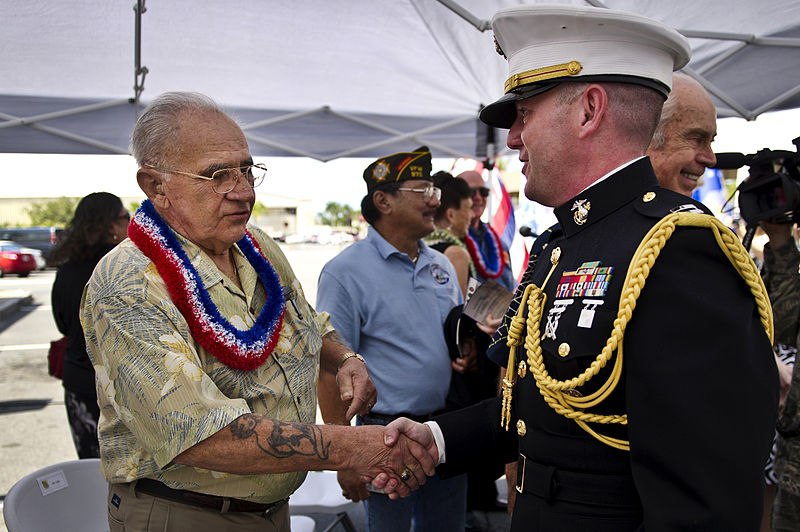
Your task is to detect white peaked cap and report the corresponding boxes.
[480,4,691,128]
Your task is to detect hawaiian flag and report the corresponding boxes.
[488,168,530,282]
[489,167,516,251]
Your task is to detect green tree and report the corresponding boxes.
[252,201,269,217]
[25,197,79,226]
[317,202,357,227]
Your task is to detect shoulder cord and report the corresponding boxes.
[501,212,774,451]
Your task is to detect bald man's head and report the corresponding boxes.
[647,74,718,197]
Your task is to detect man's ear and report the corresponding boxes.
[373,190,393,215]
[137,167,169,209]
[577,84,608,139]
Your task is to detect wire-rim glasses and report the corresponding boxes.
[397,184,442,202]
[144,163,267,194]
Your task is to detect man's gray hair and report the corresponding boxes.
[130,92,223,166]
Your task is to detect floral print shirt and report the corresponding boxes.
[81,226,332,503]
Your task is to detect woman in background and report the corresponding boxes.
[49,192,130,458]
[424,171,475,296]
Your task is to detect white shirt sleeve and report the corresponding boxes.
[424,421,446,465]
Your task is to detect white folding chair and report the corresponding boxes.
[291,514,317,532]
[289,471,358,532]
[3,458,108,532]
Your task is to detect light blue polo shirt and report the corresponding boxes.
[317,226,463,416]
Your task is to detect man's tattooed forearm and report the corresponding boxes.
[324,331,351,350]
[230,414,261,439]
[229,415,331,460]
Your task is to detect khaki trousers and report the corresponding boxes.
[107,483,290,532]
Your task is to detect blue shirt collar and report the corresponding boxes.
[366,226,432,266]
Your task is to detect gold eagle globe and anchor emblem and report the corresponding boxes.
[572,199,591,225]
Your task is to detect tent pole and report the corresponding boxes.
[133,0,149,117]
[433,0,491,31]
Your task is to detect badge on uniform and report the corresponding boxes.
[572,199,591,225]
[554,261,614,331]
[430,264,450,284]
[544,299,574,340]
[578,299,604,329]
[556,261,613,298]
[670,203,704,214]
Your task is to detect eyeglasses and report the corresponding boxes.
[144,163,267,194]
[397,184,442,202]
[471,186,490,198]
[117,211,131,222]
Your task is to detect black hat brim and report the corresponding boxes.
[479,81,561,129]
[479,75,670,130]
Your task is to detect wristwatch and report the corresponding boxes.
[338,351,365,369]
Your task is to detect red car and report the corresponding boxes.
[0,240,37,277]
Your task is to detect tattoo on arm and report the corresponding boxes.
[324,331,351,350]
[229,414,331,461]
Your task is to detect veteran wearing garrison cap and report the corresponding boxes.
[317,147,468,531]
[376,6,779,530]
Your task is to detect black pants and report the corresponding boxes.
[64,389,100,458]
[511,458,642,531]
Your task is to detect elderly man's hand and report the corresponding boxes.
[347,425,436,499]
[337,357,377,422]
[337,469,370,502]
[369,418,439,498]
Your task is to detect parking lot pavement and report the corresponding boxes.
[0,290,32,321]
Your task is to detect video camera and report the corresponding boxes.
[713,136,800,227]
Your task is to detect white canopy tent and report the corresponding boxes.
[1,0,799,161]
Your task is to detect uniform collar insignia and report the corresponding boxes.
[571,199,591,225]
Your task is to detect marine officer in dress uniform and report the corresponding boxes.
[374,5,780,531]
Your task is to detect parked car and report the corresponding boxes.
[21,247,46,270]
[0,240,37,277]
[0,227,62,265]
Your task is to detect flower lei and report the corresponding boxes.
[465,223,505,279]
[423,228,477,278]
[127,199,285,371]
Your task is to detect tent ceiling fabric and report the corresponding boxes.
[1,0,799,159]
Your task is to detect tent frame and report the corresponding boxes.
[3,0,800,159]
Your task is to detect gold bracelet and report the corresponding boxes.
[338,352,365,370]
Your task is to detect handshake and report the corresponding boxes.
[338,418,438,501]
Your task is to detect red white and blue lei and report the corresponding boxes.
[465,223,505,279]
[128,199,285,371]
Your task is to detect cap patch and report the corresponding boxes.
[362,146,433,191]
[373,161,390,182]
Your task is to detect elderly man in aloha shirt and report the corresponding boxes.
[81,91,434,532]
